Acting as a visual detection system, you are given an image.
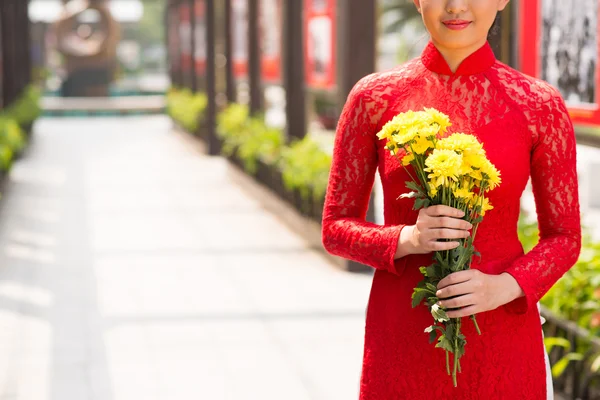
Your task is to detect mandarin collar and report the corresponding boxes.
[420,40,496,76]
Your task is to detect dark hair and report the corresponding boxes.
[487,14,501,42]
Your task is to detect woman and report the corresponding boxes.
[321,0,582,399]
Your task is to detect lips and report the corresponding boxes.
[442,20,472,30]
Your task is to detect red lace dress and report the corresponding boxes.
[322,41,581,399]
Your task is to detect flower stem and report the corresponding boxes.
[446,350,450,375]
[453,349,458,387]
[471,315,481,335]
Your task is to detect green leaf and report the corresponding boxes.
[551,353,583,378]
[431,303,449,322]
[427,296,439,306]
[445,324,455,340]
[414,286,436,297]
[405,181,424,193]
[416,279,430,289]
[412,290,429,308]
[419,266,427,276]
[434,252,449,269]
[455,341,466,358]
[429,330,438,344]
[543,337,571,353]
[426,264,440,279]
[435,336,454,352]
[414,197,429,210]
[425,283,438,293]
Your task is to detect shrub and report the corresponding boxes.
[167,87,207,133]
[0,118,25,171]
[217,104,284,174]
[3,85,42,126]
[279,136,331,201]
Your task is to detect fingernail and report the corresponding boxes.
[436,290,441,296]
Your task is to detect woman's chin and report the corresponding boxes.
[432,36,487,51]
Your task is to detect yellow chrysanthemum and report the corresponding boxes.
[415,111,434,126]
[438,133,484,153]
[457,159,473,176]
[453,186,474,200]
[402,152,415,166]
[378,112,417,141]
[481,197,494,215]
[463,151,487,170]
[469,168,483,181]
[394,111,419,130]
[480,159,502,190]
[424,107,452,134]
[469,195,479,208]
[470,195,494,216]
[429,186,438,198]
[411,135,434,155]
[377,118,400,141]
[386,142,398,156]
[378,109,445,147]
[460,177,473,191]
[391,126,420,147]
[420,124,440,139]
[424,149,463,188]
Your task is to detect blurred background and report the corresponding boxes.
[0,0,598,399]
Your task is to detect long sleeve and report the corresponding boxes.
[503,87,582,314]
[321,76,407,274]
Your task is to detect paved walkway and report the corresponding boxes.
[0,116,372,400]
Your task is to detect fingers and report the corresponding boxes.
[446,305,478,319]
[412,206,472,254]
[428,240,462,251]
[428,228,471,240]
[438,294,477,309]
[419,229,469,252]
[429,217,472,231]
[437,270,476,291]
[424,205,465,218]
[436,281,476,300]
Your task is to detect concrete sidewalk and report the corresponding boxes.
[0,116,372,400]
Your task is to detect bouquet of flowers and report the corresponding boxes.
[376,108,501,387]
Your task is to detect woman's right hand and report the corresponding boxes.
[395,205,472,258]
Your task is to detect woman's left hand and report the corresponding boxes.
[436,270,525,318]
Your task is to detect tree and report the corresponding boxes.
[381,0,421,35]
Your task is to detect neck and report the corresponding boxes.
[431,37,489,73]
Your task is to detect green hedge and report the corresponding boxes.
[0,118,25,171]
[280,136,331,200]
[216,103,330,200]
[3,85,42,127]
[166,87,207,133]
[0,84,40,174]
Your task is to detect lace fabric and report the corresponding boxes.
[321,41,581,399]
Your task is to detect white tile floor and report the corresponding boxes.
[0,116,372,400]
